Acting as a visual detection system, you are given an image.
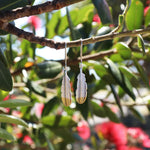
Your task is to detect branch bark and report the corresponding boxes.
[0,0,84,22]
[1,20,150,49]
[11,49,116,76]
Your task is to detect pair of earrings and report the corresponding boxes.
[61,40,87,106]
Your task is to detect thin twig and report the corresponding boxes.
[11,49,116,76]
[0,20,150,49]
[93,97,150,107]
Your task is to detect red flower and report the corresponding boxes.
[93,14,101,24]
[23,135,34,145]
[144,6,150,16]
[76,120,90,140]
[128,147,142,150]
[28,16,41,29]
[143,139,150,148]
[95,122,127,146]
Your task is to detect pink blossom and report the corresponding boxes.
[31,103,44,119]
[95,122,127,146]
[93,14,101,24]
[128,147,142,150]
[23,135,34,145]
[76,120,90,140]
[144,6,150,16]
[28,16,41,29]
[143,139,150,148]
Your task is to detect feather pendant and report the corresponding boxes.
[76,68,87,104]
[61,70,72,106]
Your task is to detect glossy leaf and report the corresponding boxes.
[109,84,123,115]
[103,104,120,123]
[115,42,131,59]
[107,59,135,100]
[145,7,150,27]
[47,10,61,39]
[27,80,46,97]
[125,0,144,30]
[0,60,13,91]
[133,59,149,88]
[36,61,62,79]
[0,49,8,67]
[0,128,15,141]
[129,107,146,123]
[42,97,59,117]
[0,90,9,101]
[0,0,35,12]
[42,115,77,127]
[0,99,32,108]
[92,0,112,24]
[119,66,137,81]
[137,34,145,55]
[0,114,28,127]
[91,101,106,118]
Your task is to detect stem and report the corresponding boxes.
[1,21,150,49]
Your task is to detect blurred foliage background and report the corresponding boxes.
[1,0,150,149]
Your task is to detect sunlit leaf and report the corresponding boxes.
[0,99,32,108]
[103,104,120,123]
[0,128,15,141]
[125,0,144,30]
[0,114,28,127]
[91,101,106,118]
[137,34,146,55]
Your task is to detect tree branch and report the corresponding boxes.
[1,20,150,49]
[11,49,116,76]
[0,0,84,22]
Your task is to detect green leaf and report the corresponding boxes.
[14,57,27,70]
[47,11,61,39]
[0,49,8,67]
[42,97,59,117]
[119,66,137,81]
[129,107,146,123]
[42,115,77,127]
[27,80,46,97]
[115,42,131,59]
[125,0,144,30]
[109,84,123,115]
[145,7,150,27]
[107,59,135,100]
[0,99,32,108]
[103,104,120,123]
[0,128,15,141]
[36,61,62,79]
[0,60,13,91]
[0,90,9,101]
[133,58,149,88]
[44,133,55,150]
[0,0,35,12]
[92,0,112,24]
[91,101,106,118]
[106,58,122,83]
[0,114,28,127]
[137,34,145,55]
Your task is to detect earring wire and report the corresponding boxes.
[80,39,82,64]
[65,42,67,70]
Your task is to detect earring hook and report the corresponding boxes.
[80,39,83,64]
[65,42,67,70]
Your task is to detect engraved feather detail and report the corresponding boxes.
[61,70,72,106]
[76,68,87,104]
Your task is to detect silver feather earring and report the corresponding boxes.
[76,39,87,104]
[61,42,72,106]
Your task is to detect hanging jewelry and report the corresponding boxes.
[61,42,72,106]
[76,39,87,104]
